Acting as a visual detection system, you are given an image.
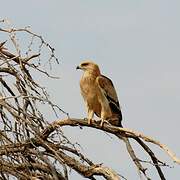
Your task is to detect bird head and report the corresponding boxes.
[76,60,100,75]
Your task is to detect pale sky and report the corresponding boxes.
[1,0,180,179]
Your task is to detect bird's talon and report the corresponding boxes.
[84,118,91,125]
[100,119,109,127]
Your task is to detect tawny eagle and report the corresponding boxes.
[76,61,122,127]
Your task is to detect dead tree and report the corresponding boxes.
[0,19,179,180]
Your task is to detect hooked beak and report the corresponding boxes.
[76,66,81,70]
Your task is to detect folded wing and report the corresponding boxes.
[96,75,122,126]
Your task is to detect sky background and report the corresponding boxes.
[1,0,180,179]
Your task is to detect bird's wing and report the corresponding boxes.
[96,75,121,115]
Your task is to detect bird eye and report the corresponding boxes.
[81,63,89,66]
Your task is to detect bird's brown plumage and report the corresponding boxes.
[77,61,122,127]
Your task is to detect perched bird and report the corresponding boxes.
[76,61,122,127]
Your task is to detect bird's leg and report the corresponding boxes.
[100,110,105,127]
[100,119,104,127]
[100,110,107,127]
[87,109,94,125]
